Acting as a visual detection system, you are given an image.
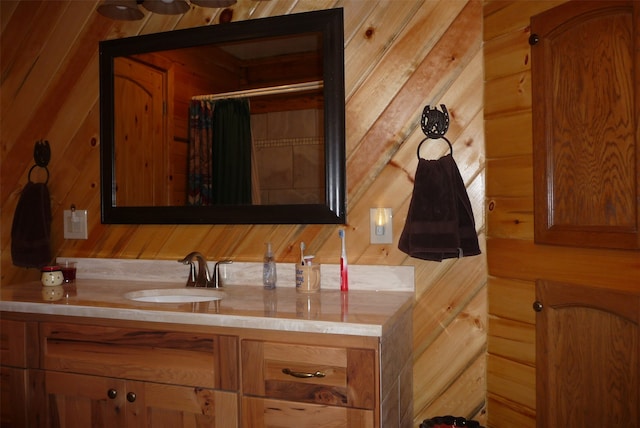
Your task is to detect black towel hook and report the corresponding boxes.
[417,104,453,159]
[28,139,50,184]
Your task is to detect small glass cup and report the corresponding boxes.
[61,261,77,283]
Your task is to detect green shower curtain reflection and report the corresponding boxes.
[212,98,252,204]
[188,98,252,205]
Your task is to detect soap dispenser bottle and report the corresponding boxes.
[263,242,277,289]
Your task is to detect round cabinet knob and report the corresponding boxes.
[533,301,543,312]
[107,389,117,399]
[126,392,137,403]
[528,33,540,45]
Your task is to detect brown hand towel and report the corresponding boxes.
[399,154,480,261]
[11,181,52,268]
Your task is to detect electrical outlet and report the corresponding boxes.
[63,209,88,239]
[370,208,393,244]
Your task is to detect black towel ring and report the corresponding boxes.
[28,139,50,184]
[416,135,453,159]
[28,164,49,184]
[417,104,453,159]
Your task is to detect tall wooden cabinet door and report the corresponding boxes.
[113,56,168,206]
[130,380,238,428]
[530,1,640,249]
[44,371,126,427]
[535,280,639,427]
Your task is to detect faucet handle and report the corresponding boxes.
[212,260,233,288]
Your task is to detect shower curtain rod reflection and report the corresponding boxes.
[191,80,323,101]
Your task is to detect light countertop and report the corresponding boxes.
[0,279,413,337]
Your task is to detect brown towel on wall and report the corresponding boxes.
[11,181,52,268]
[399,154,480,261]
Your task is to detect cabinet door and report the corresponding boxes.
[535,280,639,427]
[1,367,28,427]
[45,372,239,428]
[45,371,126,428]
[531,1,640,249]
[133,380,238,428]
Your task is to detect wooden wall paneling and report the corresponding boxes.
[424,355,487,424]
[483,72,531,118]
[486,394,535,428]
[0,1,19,32]
[1,2,489,426]
[482,1,564,41]
[347,1,481,206]
[485,156,532,198]
[487,277,535,325]
[343,1,432,99]
[413,245,487,358]
[484,112,532,158]
[487,316,534,366]
[137,14,181,35]
[340,1,374,62]
[482,29,531,81]
[481,2,552,426]
[0,2,71,128]
[412,288,486,424]
[487,238,639,291]
[486,354,535,411]
[1,1,98,195]
[486,197,533,241]
[115,225,175,259]
[346,2,429,149]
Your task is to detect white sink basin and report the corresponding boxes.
[124,288,225,303]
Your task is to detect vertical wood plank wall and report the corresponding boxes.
[0,1,487,426]
[484,1,640,427]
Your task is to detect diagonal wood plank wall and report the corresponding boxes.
[1,1,487,425]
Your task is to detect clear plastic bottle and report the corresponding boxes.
[263,242,277,289]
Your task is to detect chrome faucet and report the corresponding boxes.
[178,252,232,288]
[178,252,211,287]
[212,260,233,288]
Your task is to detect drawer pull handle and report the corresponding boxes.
[126,392,137,402]
[107,389,117,399]
[282,368,326,378]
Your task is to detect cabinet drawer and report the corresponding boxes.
[241,340,375,410]
[41,322,238,390]
[242,396,374,428]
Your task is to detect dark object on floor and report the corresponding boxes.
[420,415,484,428]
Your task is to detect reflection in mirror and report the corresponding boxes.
[100,9,345,224]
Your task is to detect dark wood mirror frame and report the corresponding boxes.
[99,8,345,224]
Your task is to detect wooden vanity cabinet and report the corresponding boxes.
[39,322,239,428]
[241,340,377,427]
[1,305,412,428]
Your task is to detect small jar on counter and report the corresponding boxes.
[41,266,64,286]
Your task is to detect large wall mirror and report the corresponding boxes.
[100,8,345,224]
